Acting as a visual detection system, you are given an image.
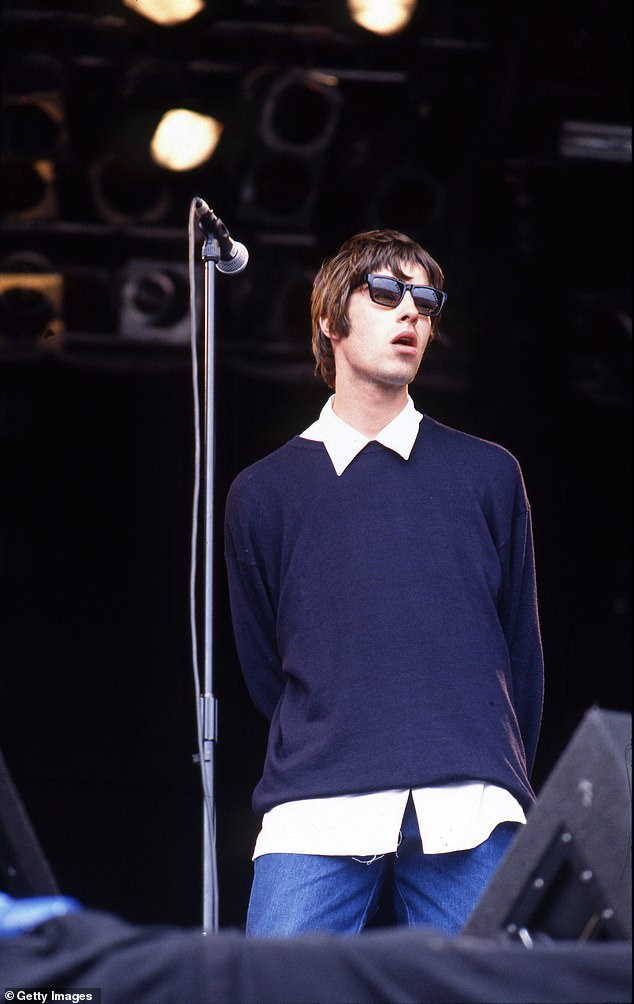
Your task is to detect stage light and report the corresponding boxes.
[367,163,445,234]
[0,255,63,344]
[1,80,67,221]
[150,109,223,171]
[0,160,58,222]
[121,0,205,27]
[237,70,341,227]
[2,93,66,161]
[259,71,341,155]
[89,152,172,225]
[120,260,194,344]
[347,0,418,35]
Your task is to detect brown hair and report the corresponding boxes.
[311,229,445,389]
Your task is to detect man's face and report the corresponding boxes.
[324,264,433,393]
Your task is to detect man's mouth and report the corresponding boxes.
[392,331,417,348]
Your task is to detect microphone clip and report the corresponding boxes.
[194,197,249,274]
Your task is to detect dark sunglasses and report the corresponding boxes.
[366,274,447,317]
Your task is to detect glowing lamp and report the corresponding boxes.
[347,0,417,35]
[150,109,223,171]
[122,0,205,27]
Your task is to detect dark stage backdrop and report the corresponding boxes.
[0,0,631,932]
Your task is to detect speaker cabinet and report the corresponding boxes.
[464,707,632,942]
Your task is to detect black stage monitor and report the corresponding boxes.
[464,707,632,943]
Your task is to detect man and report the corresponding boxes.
[224,229,544,937]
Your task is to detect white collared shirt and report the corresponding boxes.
[252,396,525,858]
[301,394,423,475]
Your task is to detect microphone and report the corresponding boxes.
[194,197,249,274]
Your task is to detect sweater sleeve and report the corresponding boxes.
[224,478,284,720]
[498,494,544,776]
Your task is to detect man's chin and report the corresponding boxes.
[379,364,422,388]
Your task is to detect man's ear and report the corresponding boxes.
[320,317,339,342]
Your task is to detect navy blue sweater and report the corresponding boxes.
[224,416,544,815]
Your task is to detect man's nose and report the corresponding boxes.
[398,290,419,319]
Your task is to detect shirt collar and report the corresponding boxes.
[300,395,423,475]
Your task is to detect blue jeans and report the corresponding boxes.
[246,800,518,937]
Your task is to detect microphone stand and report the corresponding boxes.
[193,198,248,936]
[199,230,221,936]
